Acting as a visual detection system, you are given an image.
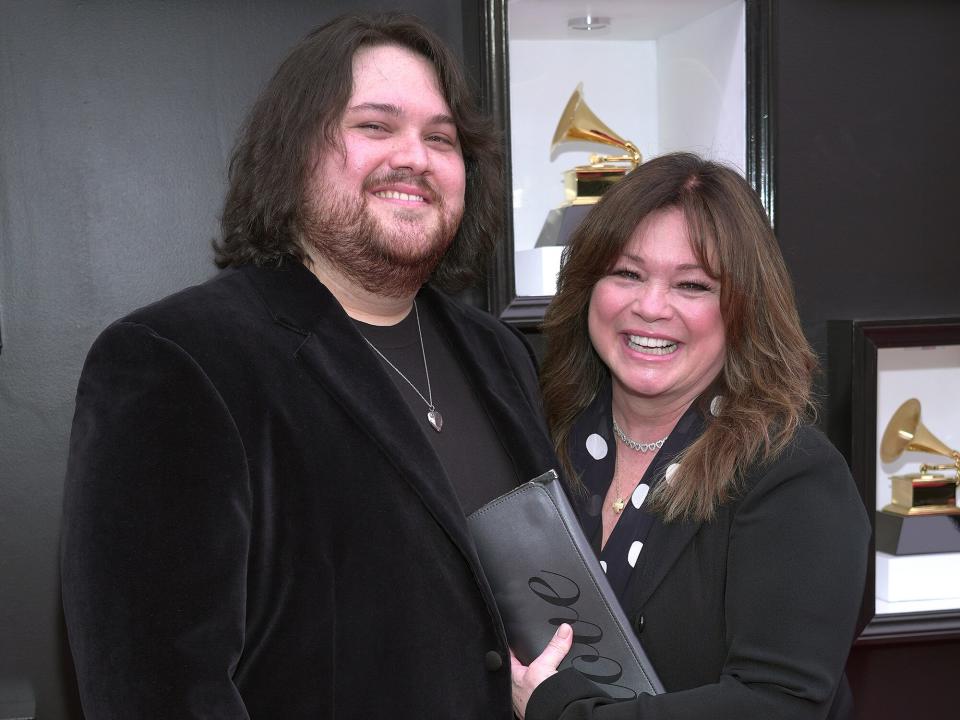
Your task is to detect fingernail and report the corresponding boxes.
[558,623,572,639]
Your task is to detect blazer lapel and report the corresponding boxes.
[242,263,474,566]
[622,515,702,611]
[242,263,554,642]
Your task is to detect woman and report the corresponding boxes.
[511,153,869,720]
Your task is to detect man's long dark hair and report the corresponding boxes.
[213,13,503,292]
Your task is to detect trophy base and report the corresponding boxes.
[876,510,960,555]
[535,204,593,248]
[563,165,630,203]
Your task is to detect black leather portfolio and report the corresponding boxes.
[467,470,663,699]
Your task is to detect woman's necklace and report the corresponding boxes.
[610,417,668,514]
[612,418,668,453]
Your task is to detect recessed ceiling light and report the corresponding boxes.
[568,15,611,31]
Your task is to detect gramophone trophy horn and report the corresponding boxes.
[535,84,644,248]
[880,398,958,464]
[550,84,642,167]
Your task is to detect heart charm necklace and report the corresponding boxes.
[361,301,443,432]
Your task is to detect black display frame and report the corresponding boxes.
[827,317,960,643]
[471,0,776,327]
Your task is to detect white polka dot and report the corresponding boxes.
[631,483,650,509]
[600,560,608,573]
[710,396,723,417]
[627,541,643,567]
[585,433,608,460]
[665,463,680,483]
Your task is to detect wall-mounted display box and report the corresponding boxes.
[472,0,774,326]
[828,318,960,642]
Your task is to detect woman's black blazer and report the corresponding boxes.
[529,425,871,720]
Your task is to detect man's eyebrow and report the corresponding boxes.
[345,102,456,126]
[347,102,402,116]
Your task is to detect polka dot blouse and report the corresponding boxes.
[566,381,711,601]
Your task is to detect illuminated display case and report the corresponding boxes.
[471,0,774,326]
[828,317,960,642]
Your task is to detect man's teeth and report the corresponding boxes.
[374,190,424,202]
[627,335,678,355]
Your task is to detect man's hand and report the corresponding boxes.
[510,623,573,720]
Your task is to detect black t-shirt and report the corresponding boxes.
[354,301,519,515]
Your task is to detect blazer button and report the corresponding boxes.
[634,614,645,635]
[485,650,504,671]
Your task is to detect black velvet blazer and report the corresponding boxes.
[528,424,871,720]
[61,261,558,719]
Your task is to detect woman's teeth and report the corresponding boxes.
[627,335,678,355]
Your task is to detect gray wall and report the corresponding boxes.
[0,1,467,717]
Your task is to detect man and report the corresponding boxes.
[61,14,557,719]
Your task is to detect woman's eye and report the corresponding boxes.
[613,269,640,281]
[677,281,714,292]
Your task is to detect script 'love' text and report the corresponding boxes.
[528,570,637,699]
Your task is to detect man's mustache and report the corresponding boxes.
[363,170,440,203]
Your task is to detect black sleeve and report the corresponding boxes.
[526,429,870,720]
[61,321,251,718]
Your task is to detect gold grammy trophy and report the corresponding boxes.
[876,398,960,554]
[535,83,643,248]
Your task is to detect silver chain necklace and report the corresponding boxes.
[610,418,668,514]
[612,417,667,453]
[360,302,443,432]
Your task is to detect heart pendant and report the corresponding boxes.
[612,498,626,514]
[427,409,443,432]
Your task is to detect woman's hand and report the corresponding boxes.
[510,623,573,719]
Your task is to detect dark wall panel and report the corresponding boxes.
[776,0,960,372]
[846,639,959,720]
[0,2,466,717]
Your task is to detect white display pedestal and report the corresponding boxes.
[875,551,960,615]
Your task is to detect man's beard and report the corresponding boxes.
[300,171,462,298]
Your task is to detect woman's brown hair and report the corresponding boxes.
[541,152,817,522]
